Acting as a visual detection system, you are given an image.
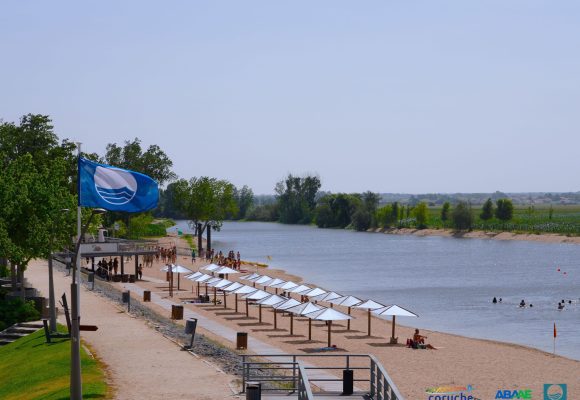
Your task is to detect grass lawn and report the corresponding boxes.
[0,326,109,400]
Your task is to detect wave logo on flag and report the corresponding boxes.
[79,158,159,212]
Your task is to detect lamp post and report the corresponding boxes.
[70,207,106,400]
[48,208,70,332]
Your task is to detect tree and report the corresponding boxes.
[104,138,176,186]
[362,191,380,228]
[275,174,321,224]
[451,201,473,231]
[480,198,494,221]
[233,185,254,220]
[351,208,372,231]
[549,205,554,220]
[173,177,238,253]
[0,115,77,298]
[376,204,395,228]
[413,202,429,229]
[441,202,451,225]
[495,198,514,221]
[391,202,400,227]
[314,194,360,228]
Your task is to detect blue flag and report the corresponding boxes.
[78,158,159,212]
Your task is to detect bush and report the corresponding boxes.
[0,292,40,331]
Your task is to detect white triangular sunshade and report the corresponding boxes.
[310,291,342,302]
[232,285,259,294]
[215,266,239,275]
[205,277,222,285]
[170,265,193,274]
[290,284,312,294]
[305,307,352,321]
[286,302,323,316]
[329,295,363,307]
[254,275,273,285]
[273,298,301,310]
[272,281,299,290]
[256,294,287,306]
[223,282,244,292]
[210,279,232,289]
[353,299,385,310]
[241,273,261,281]
[266,278,286,287]
[302,288,327,298]
[185,271,203,280]
[194,274,212,282]
[374,304,418,318]
[203,263,221,272]
[242,290,271,301]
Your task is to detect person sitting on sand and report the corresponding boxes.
[413,329,426,344]
[519,299,526,308]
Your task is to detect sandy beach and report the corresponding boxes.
[140,236,580,399]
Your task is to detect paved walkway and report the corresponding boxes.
[125,282,346,392]
[27,261,238,400]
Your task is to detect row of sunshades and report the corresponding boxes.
[182,264,418,339]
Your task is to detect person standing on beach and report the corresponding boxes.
[191,248,196,263]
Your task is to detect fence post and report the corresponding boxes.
[377,368,383,400]
[370,358,376,398]
[293,355,297,392]
[242,355,246,392]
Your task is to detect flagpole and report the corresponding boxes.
[71,143,83,399]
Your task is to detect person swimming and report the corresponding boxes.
[558,302,564,310]
[519,299,526,308]
[492,297,497,304]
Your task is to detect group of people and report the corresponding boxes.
[200,248,242,269]
[158,246,177,264]
[94,257,143,281]
[493,296,577,310]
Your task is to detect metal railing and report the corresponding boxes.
[241,353,404,399]
[297,363,314,400]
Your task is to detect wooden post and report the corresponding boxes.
[120,256,125,276]
[223,291,227,308]
[274,309,277,329]
[235,294,239,313]
[259,304,262,323]
[328,320,332,347]
[368,309,371,336]
[177,273,181,291]
[213,287,217,304]
[308,318,312,341]
[347,307,351,330]
[246,299,249,317]
[391,315,396,341]
[290,313,294,335]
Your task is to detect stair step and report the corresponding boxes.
[17,322,43,329]
[0,333,27,340]
[0,340,14,346]
[6,328,37,334]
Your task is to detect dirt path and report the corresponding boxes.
[26,259,239,400]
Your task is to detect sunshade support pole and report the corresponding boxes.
[223,291,227,309]
[259,304,262,323]
[235,294,238,313]
[245,299,249,317]
[391,315,396,342]
[290,313,294,335]
[308,318,312,341]
[213,287,217,304]
[347,307,351,330]
[368,309,371,336]
[328,321,332,348]
[274,309,277,329]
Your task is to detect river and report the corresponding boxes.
[170,220,580,360]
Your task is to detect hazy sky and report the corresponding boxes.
[1,1,579,194]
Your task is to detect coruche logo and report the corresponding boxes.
[94,166,137,205]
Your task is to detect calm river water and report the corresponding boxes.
[171,221,580,360]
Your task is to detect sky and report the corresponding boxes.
[1,1,579,194]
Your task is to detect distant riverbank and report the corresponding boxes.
[375,227,580,244]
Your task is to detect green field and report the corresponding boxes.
[0,327,109,400]
[425,204,580,235]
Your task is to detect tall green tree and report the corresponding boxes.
[495,198,514,221]
[104,138,176,186]
[173,177,237,252]
[451,201,473,231]
[233,185,254,220]
[413,202,429,229]
[376,204,395,228]
[480,198,494,221]
[314,193,360,228]
[275,174,321,224]
[441,202,451,225]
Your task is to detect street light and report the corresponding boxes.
[70,207,106,400]
[48,208,69,332]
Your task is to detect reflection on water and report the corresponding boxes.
[170,221,580,360]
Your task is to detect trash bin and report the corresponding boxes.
[88,272,94,283]
[129,274,136,283]
[122,291,130,303]
[172,305,184,320]
[143,290,151,302]
[342,369,354,395]
[237,332,248,349]
[246,381,261,400]
[122,274,129,283]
